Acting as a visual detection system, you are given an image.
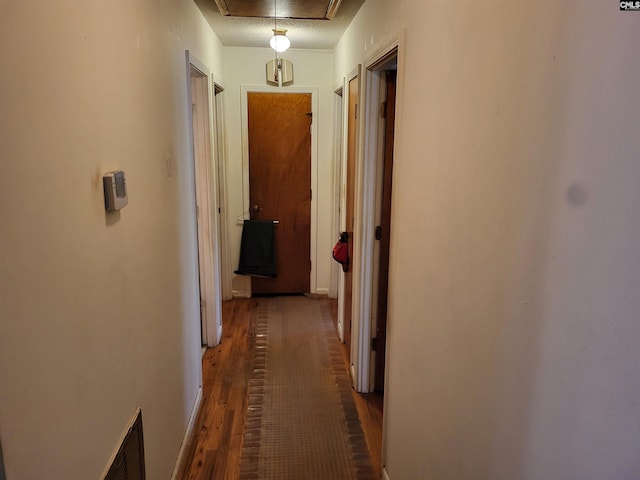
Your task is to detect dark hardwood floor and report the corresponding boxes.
[181,297,383,479]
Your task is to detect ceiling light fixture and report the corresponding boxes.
[270,0,290,53]
[270,28,290,53]
[266,0,293,87]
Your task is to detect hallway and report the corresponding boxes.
[3,2,640,478]
[182,297,383,479]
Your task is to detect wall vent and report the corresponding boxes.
[0,437,6,480]
[103,408,146,480]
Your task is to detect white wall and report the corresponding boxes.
[0,1,223,478]
[335,1,640,479]
[221,47,335,297]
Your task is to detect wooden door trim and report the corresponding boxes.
[240,86,320,296]
[336,66,361,348]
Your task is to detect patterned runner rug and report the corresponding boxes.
[239,296,376,480]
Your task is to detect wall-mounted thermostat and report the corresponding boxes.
[103,170,128,211]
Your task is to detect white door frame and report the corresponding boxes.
[329,85,344,301]
[349,31,405,393]
[335,79,349,343]
[186,51,223,347]
[239,86,320,296]
[212,79,233,301]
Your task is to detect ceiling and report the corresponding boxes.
[194,0,366,50]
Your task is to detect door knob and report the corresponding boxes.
[250,204,262,218]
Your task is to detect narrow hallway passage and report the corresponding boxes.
[182,297,382,480]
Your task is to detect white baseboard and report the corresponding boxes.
[383,466,390,480]
[314,287,329,295]
[171,386,203,480]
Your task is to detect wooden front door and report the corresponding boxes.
[248,92,312,295]
[344,76,359,359]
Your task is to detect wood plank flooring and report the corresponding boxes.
[181,298,383,480]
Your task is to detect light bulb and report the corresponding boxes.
[270,30,290,52]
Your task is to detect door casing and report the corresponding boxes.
[343,31,405,394]
[213,80,232,301]
[330,86,344,301]
[186,51,223,347]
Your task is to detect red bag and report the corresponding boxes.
[332,232,349,272]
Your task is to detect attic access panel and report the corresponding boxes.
[214,0,343,20]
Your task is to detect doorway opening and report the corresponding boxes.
[213,81,232,302]
[187,53,223,348]
[330,86,344,302]
[343,70,360,373]
[346,35,402,396]
[361,35,404,478]
[334,46,400,475]
[371,63,397,394]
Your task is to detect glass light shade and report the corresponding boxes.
[270,31,290,52]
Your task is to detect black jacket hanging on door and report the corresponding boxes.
[235,220,277,278]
